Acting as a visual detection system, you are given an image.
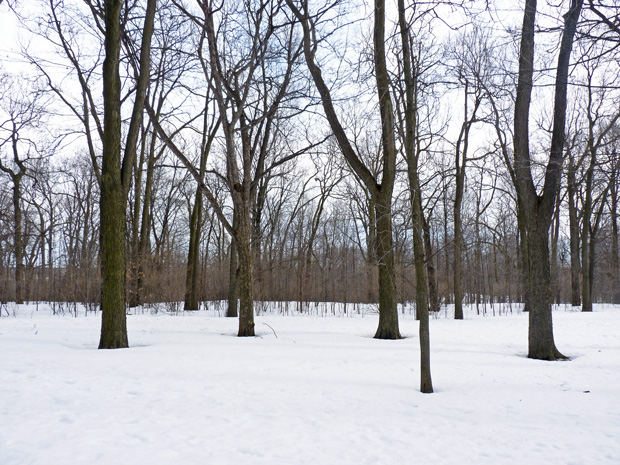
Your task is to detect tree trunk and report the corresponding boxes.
[567,164,581,306]
[398,0,432,391]
[527,220,563,359]
[184,190,202,310]
[611,170,620,304]
[98,0,155,348]
[513,0,582,360]
[373,195,401,339]
[227,234,239,318]
[236,208,254,336]
[12,183,24,304]
[99,0,128,349]
[422,213,440,312]
[453,197,464,319]
[581,141,597,312]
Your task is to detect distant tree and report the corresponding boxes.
[0,76,50,304]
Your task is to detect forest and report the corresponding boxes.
[1,0,620,371]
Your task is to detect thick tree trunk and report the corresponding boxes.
[527,221,564,359]
[373,196,401,339]
[99,0,128,349]
[236,208,254,336]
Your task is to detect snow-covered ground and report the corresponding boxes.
[1,302,619,465]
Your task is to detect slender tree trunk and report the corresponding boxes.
[611,171,620,304]
[453,195,464,319]
[236,207,254,336]
[128,127,147,308]
[184,192,202,310]
[551,187,561,304]
[286,0,399,339]
[581,154,595,312]
[423,213,440,312]
[227,225,239,318]
[567,164,581,306]
[12,183,24,304]
[398,0,432,391]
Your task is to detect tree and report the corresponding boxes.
[287,0,401,339]
[0,75,51,304]
[98,0,155,348]
[512,0,583,360]
[396,0,433,391]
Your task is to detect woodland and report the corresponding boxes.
[1,0,620,393]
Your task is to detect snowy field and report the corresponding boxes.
[1,302,619,465]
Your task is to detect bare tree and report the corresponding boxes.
[0,76,51,304]
[287,0,402,339]
[512,0,583,360]
[98,0,156,348]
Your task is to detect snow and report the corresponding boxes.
[1,302,619,465]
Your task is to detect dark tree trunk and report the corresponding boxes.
[453,195,464,319]
[99,0,155,349]
[236,207,254,337]
[527,221,563,359]
[99,0,128,349]
[227,238,238,318]
[12,183,24,304]
[373,196,401,339]
[371,0,400,339]
[227,211,239,318]
[551,187,562,304]
[184,191,202,310]
[567,162,581,306]
[398,0,432,391]
[513,0,582,359]
[517,198,531,312]
[611,169,620,304]
[581,156,595,312]
[287,0,400,339]
[422,213,440,312]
